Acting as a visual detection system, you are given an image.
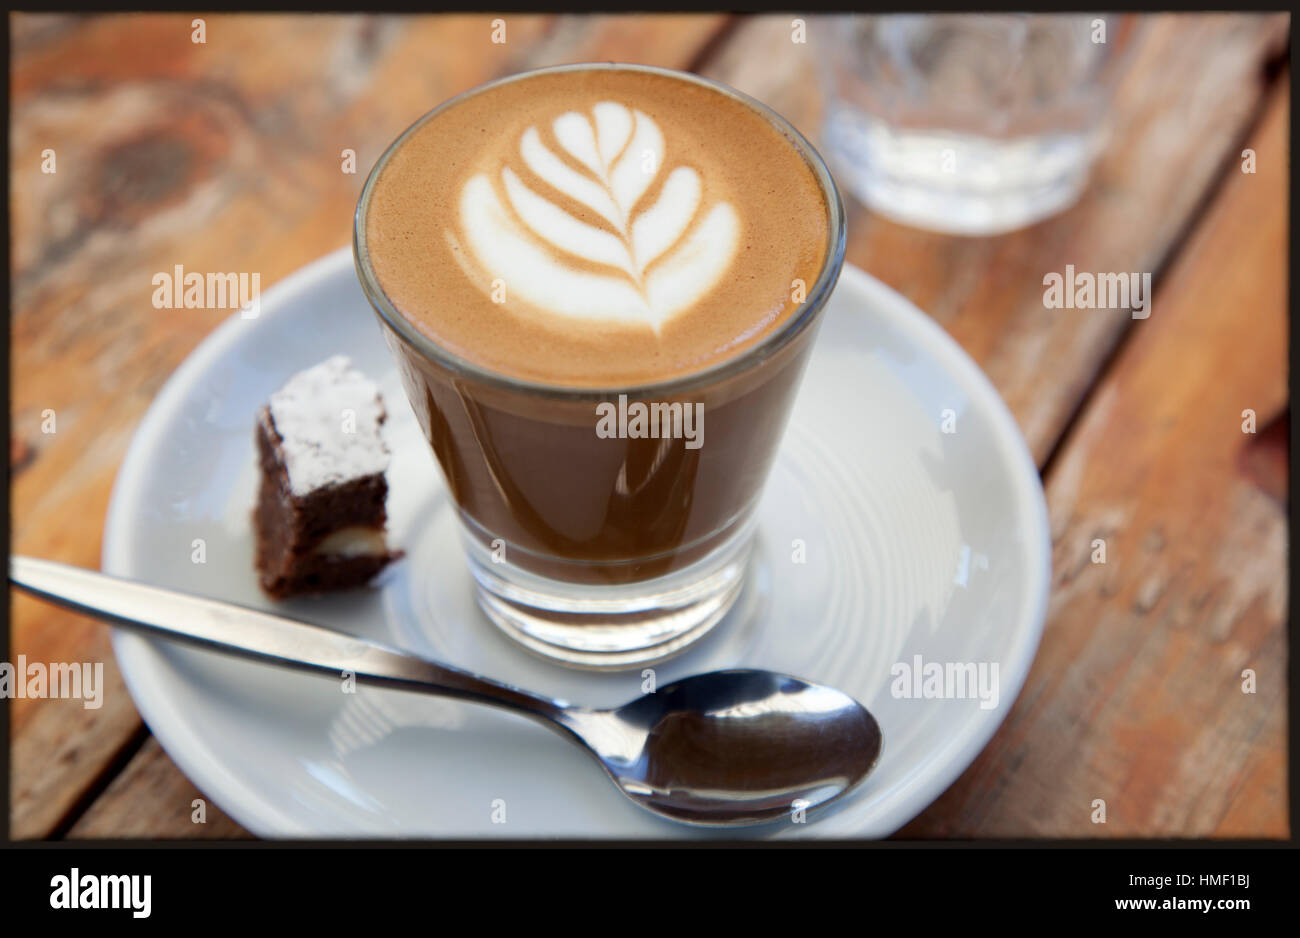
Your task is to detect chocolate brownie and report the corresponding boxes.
[253,356,401,598]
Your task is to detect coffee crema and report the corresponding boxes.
[363,67,830,388]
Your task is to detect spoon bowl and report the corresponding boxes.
[569,669,882,826]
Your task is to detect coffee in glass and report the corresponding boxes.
[355,63,845,668]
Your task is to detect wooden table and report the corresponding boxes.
[9,12,1289,839]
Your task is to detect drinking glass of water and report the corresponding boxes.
[815,14,1140,236]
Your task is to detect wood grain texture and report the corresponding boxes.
[8,12,1288,839]
[65,737,251,839]
[8,12,730,839]
[900,81,1289,838]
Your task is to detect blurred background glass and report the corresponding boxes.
[816,14,1141,236]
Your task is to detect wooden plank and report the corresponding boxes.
[699,13,1289,464]
[9,12,731,839]
[899,79,1288,837]
[65,738,251,839]
[9,652,139,838]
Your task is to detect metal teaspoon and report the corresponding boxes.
[10,556,883,828]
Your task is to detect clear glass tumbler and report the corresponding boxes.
[815,14,1140,235]
[355,64,846,669]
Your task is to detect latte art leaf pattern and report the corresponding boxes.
[455,102,740,331]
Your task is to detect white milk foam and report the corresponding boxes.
[453,101,739,332]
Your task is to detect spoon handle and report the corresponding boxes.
[9,556,568,723]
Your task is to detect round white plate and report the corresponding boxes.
[103,248,1050,839]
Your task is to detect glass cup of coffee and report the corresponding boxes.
[354,63,845,669]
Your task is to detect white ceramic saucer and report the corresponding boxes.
[102,248,1050,839]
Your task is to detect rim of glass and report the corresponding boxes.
[353,62,847,402]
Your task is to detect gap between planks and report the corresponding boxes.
[1038,58,1292,485]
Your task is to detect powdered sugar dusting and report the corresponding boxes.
[269,356,389,495]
